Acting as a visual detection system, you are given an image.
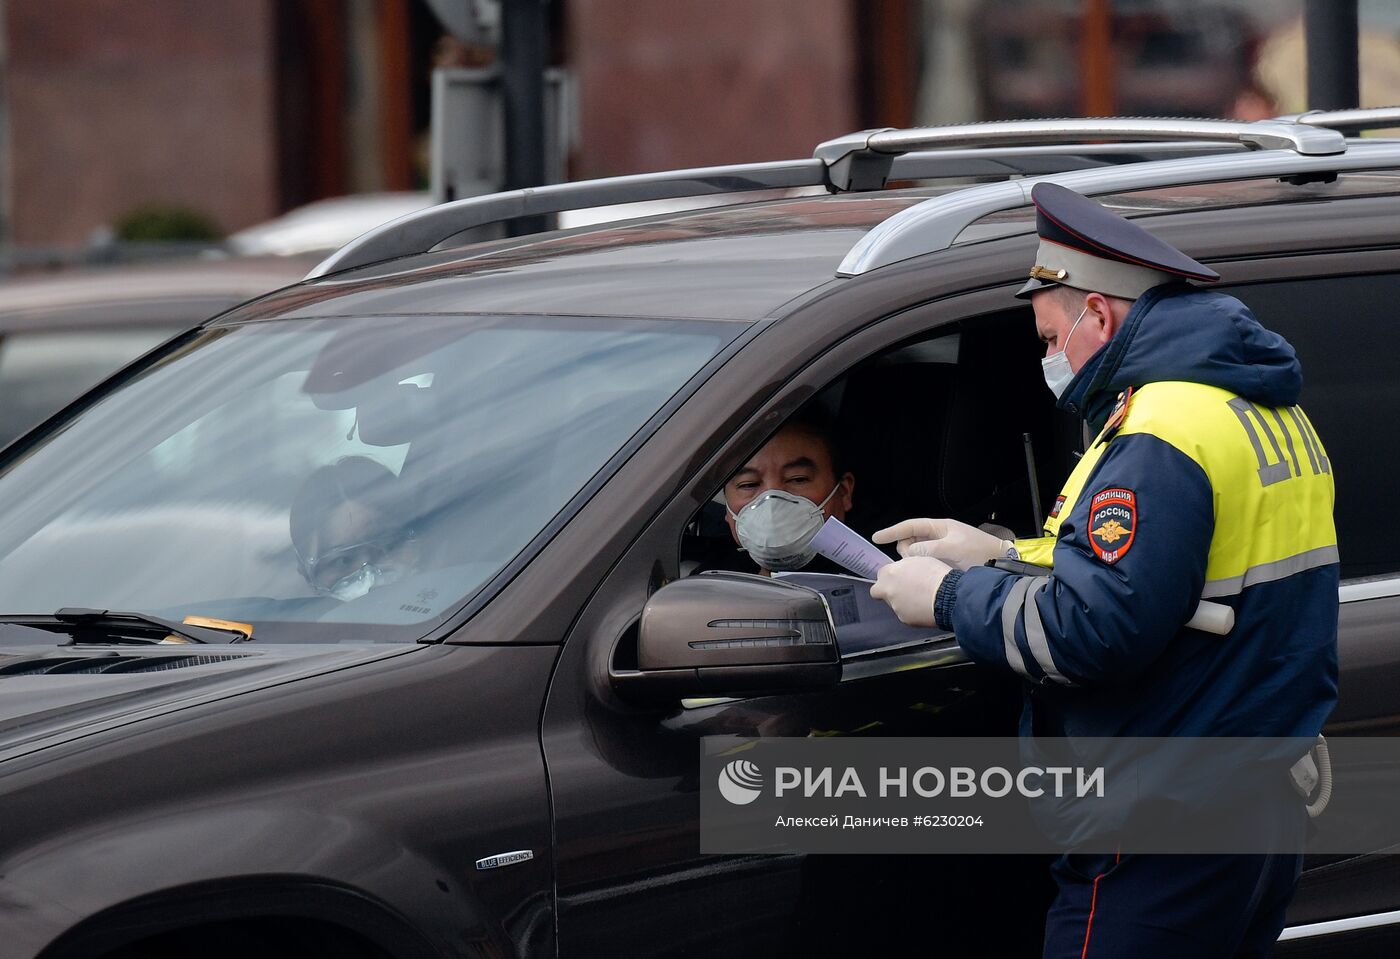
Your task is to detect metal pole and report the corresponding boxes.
[1305,0,1359,111]
[502,0,548,236]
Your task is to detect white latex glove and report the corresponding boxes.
[872,518,1011,571]
[870,556,951,627]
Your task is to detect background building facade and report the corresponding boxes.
[2,0,1399,251]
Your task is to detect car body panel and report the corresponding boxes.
[0,643,420,763]
[0,642,557,957]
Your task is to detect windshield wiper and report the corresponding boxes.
[0,608,251,645]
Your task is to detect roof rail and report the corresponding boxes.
[305,140,1243,279]
[1281,105,1400,133]
[837,139,1400,277]
[306,117,1343,280]
[814,118,1346,190]
[883,141,1243,181]
[306,159,827,278]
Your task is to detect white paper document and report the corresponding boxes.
[809,516,893,580]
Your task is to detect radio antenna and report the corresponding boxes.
[1022,433,1044,530]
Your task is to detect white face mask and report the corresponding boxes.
[1041,301,1092,400]
[727,482,842,571]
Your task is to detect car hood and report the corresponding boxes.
[0,642,424,763]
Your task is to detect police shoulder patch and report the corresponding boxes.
[1088,487,1136,564]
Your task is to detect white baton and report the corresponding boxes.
[1185,600,1234,635]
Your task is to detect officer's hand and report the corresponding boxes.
[872,518,1010,571]
[870,556,951,627]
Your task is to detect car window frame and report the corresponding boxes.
[569,285,1017,700]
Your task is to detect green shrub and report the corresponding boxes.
[114,205,222,242]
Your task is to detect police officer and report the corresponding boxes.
[869,182,1339,957]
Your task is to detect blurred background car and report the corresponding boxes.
[0,255,314,446]
[225,192,433,257]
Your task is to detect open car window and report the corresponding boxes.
[679,311,1076,661]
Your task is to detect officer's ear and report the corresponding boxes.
[1084,292,1118,345]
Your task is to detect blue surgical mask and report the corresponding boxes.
[1041,302,1091,400]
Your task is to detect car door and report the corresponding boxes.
[541,289,1062,958]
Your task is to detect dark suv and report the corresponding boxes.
[2,113,1399,958]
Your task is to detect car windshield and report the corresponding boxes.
[0,313,735,641]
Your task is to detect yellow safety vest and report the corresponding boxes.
[1013,381,1337,597]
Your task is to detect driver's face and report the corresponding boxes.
[722,424,854,543]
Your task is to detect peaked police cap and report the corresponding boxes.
[1016,182,1220,300]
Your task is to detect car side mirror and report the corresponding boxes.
[613,571,841,704]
